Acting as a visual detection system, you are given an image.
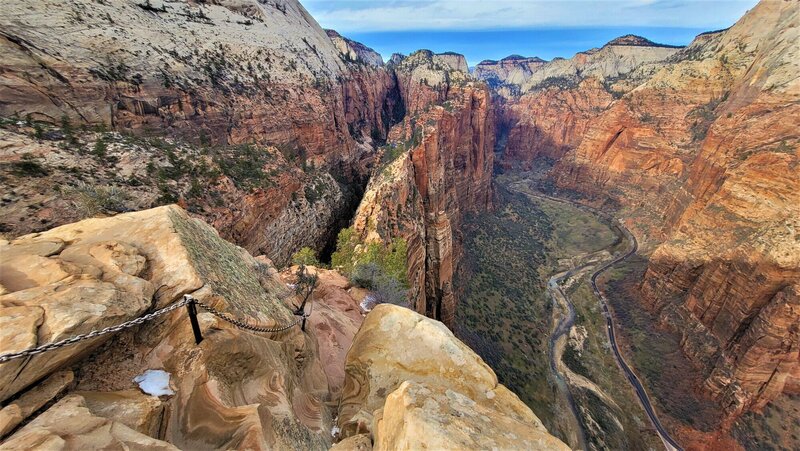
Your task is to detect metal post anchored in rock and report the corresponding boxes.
[185,295,203,344]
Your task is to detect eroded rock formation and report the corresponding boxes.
[350,50,495,325]
[0,207,566,449]
[0,0,400,266]
[493,0,799,420]
[337,304,570,450]
[475,55,547,96]
[0,206,367,448]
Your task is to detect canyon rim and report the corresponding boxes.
[0,0,798,450]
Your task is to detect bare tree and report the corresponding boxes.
[293,264,318,315]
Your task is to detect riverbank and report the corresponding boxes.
[454,173,664,449]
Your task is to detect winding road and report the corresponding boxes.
[589,215,683,451]
[512,182,683,451]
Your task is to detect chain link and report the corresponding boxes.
[191,296,307,333]
[0,298,191,364]
[0,295,311,364]
[0,293,311,364]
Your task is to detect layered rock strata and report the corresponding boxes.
[475,55,547,97]
[351,51,494,325]
[492,0,799,418]
[0,0,400,266]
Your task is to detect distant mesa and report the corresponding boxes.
[604,34,684,48]
[502,54,546,63]
[477,55,547,67]
[400,49,469,73]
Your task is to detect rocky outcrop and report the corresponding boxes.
[475,55,547,96]
[350,52,494,325]
[0,206,567,450]
[337,304,570,450]
[479,35,679,100]
[326,30,384,67]
[280,266,366,395]
[0,205,367,448]
[0,370,74,436]
[433,52,469,74]
[0,0,401,266]
[494,34,680,170]
[0,394,178,450]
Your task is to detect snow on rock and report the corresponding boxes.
[133,369,174,397]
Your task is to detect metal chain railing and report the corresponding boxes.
[0,298,191,364]
[0,294,310,364]
[190,296,308,334]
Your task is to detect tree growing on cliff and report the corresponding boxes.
[292,247,320,267]
[350,262,407,307]
[331,227,359,274]
[331,227,408,287]
[331,227,409,306]
[293,265,318,315]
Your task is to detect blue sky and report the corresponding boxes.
[302,0,758,65]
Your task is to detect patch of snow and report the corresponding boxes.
[286,283,297,290]
[133,369,174,396]
[360,294,377,312]
[331,425,340,438]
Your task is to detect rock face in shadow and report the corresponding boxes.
[0,206,363,448]
[337,304,569,450]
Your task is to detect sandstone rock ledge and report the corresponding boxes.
[0,205,348,449]
[0,206,565,450]
[336,304,570,450]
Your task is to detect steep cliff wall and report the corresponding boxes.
[492,36,679,172]
[499,78,615,168]
[351,51,495,326]
[0,0,401,266]
[500,0,799,418]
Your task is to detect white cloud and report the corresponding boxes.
[302,0,757,32]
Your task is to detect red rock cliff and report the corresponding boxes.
[499,0,799,418]
[0,0,401,266]
[352,51,495,326]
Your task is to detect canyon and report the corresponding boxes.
[0,0,798,449]
[498,0,799,426]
